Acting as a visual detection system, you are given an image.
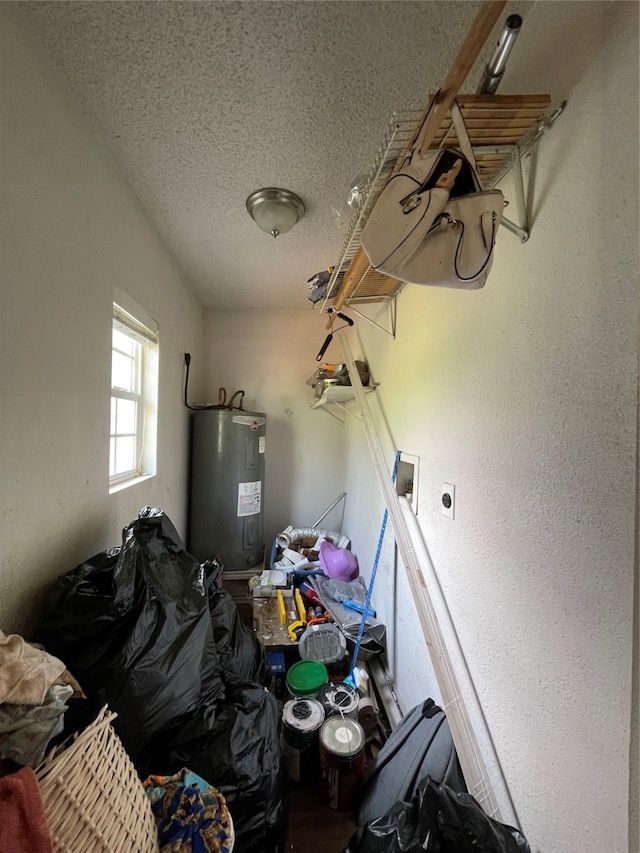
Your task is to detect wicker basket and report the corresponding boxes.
[35,706,159,853]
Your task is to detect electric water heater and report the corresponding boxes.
[189,408,266,570]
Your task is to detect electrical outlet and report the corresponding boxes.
[441,483,455,519]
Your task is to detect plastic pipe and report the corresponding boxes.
[268,535,278,570]
[340,335,512,825]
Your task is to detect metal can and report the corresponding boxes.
[319,716,366,811]
[318,682,359,720]
[281,698,325,783]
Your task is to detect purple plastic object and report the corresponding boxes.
[319,541,359,582]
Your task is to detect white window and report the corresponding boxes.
[110,291,158,489]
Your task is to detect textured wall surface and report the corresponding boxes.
[202,310,347,547]
[0,6,204,636]
[341,3,638,851]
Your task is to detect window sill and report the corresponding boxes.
[109,473,155,495]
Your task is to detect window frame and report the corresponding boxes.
[110,292,159,489]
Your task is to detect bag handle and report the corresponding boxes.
[412,96,477,173]
[450,102,477,172]
[410,91,441,161]
[449,211,497,282]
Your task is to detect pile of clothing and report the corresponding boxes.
[0,629,83,768]
[0,631,84,853]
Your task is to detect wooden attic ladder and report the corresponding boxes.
[319,0,560,333]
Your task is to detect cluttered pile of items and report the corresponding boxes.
[247,524,531,853]
[251,524,387,809]
[1,507,282,853]
[306,361,371,400]
[0,507,530,853]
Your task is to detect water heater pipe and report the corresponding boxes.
[340,335,517,826]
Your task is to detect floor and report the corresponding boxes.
[285,781,358,853]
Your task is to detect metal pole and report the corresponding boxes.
[311,491,347,528]
[477,14,523,94]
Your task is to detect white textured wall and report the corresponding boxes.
[340,4,638,851]
[202,310,347,549]
[0,6,204,636]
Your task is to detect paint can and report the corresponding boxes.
[281,698,325,783]
[319,716,366,811]
[318,682,359,720]
[286,660,328,699]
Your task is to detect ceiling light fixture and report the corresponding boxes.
[246,187,305,238]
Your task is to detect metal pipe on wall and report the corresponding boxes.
[368,658,404,730]
[312,491,347,528]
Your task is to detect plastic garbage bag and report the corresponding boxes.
[35,507,220,755]
[324,577,369,608]
[204,560,265,684]
[150,672,287,853]
[343,777,530,853]
[311,575,386,660]
[35,507,287,853]
[31,546,132,674]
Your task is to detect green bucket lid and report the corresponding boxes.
[286,660,328,696]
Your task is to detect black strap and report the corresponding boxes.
[316,333,333,361]
[422,698,442,719]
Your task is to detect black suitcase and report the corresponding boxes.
[358,697,466,825]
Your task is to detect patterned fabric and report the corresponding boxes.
[144,769,232,853]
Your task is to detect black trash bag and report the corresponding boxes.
[35,507,221,757]
[151,671,287,853]
[35,507,287,853]
[204,560,266,684]
[32,546,136,675]
[344,777,530,853]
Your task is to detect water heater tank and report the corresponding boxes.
[189,408,266,570]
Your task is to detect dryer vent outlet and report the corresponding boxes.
[441,483,455,519]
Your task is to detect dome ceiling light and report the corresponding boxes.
[246,187,305,238]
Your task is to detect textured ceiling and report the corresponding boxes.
[19,0,534,310]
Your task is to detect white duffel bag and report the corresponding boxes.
[361,98,503,290]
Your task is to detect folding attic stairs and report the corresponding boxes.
[318,1,562,331]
